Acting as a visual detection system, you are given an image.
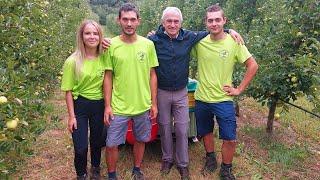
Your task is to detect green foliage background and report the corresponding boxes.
[0,0,97,176]
[91,0,319,113]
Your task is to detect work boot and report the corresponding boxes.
[202,154,217,174]
[107,177,117,180]
[160,161,174,174]
[132,170,145,180]
[177,166,190,180]
[220,165,236,180]
[77,173,87,180]
[90,166,101,180]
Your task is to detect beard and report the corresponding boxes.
[122,26,136,36]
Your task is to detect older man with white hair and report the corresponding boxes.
[148,7,243,180]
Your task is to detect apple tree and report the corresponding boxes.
[0,0,91,175]
[225,0,319,133]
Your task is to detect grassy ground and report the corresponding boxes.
[14,92,320,179]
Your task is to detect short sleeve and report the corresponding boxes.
[61,57,76,91]
[148,42,159,68]
[103,49,113,71]
[236,44,252,64]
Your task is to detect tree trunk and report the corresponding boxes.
[266,100,277,134]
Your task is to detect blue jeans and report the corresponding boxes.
[72,96,105,176]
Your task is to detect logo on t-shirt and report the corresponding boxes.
[137,51,146,62]
[98,69,104,77]
[219,50,229,59]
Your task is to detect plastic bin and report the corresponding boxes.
[187,78,198,137]
[126,78,198,144]
[126,117,158,145]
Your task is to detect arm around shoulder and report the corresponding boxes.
[228,29,245,45]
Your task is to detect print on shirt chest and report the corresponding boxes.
[203,49,230,62]
[97,67,104,78]
[95,60,105,78]
[137,51,147,63]
[81,61,104,79]
[219,49,229,59]
[113,50,147,66]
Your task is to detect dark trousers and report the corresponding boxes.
[72,96,105,176]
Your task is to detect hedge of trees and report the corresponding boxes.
[0,0,93,176]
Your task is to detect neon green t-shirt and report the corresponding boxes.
[191,34,252,103]
[103,35,159,116]
[61,55,105,100]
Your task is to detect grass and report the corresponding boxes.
[237,97,320,179]
[242,125,309,168]
[13,93,320,179]
[276,98,320,142]
[268,143,308,167]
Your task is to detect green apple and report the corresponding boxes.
[291,76,298,83]
[6,120,18,129]
[274,113,280,119]
[0,96,8,104]
[296,32,303,36]
[0,134,7,141]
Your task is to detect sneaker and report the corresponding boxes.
[202,155,217,174]
[107,177,118,180]
[90,166,100,180]
[107,176,117,180]
[77,173,87,180]
[177,167,190,180]
[132,170,145,180]
[220,166,236,180]
[192,136,199,142]
[107,177,117,180]
[160,161,174,174]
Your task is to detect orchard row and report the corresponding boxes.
[0,0,94,176]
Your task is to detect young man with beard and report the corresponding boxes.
[103,3,158,180]
[191,4,258,180]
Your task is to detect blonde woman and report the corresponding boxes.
[61,20,106,180]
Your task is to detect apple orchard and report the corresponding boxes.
[1,0,319,176]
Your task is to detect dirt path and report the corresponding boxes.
[15,92,320,179]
